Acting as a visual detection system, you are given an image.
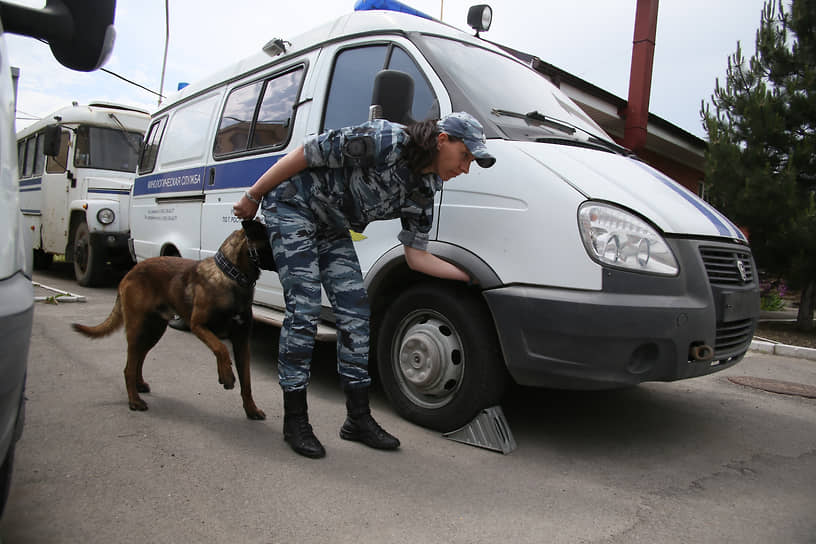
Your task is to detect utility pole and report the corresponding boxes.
[158,0,170,107]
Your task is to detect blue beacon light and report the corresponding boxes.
[353,0,435,21]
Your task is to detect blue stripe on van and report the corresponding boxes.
[632,159,743,240]
[89,189,130,195]
[133,166,207,196]
[133,155,281,196]
[19,177,41,187]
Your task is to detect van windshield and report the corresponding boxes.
[74,125,144,172]
[419,36,615,145]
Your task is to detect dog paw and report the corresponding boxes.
[138,382,151,393]
[129,399,148,411]
[246,408,266,420]
[219,374,236,390]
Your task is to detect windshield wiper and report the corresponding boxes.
[491,108,632,156]
[109,113,141,155]
[492,108,576,135]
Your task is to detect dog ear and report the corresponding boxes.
[241,220,269,241]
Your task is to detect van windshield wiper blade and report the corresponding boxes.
[491,108,576,135]
[492,108,632,156]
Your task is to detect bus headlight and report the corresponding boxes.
[97,208,115,225]
[578,201,678,276]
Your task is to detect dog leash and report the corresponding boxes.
[214,250,257,288]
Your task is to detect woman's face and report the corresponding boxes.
[431,133,475,181]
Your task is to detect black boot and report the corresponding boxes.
[283,389,325,459]
[339,387,400,450]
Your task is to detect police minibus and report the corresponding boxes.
[17,102,149,286]
[129,1,760,432]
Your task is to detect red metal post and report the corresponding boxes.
[623,0,659,152]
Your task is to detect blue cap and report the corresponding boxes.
[437,112,495,168]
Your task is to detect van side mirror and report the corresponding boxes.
[43,125,62,157]
[0,0,116,71]
[370,70,415,125]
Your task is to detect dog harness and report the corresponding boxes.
[214,250,258,288]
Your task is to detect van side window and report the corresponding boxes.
[323,44,439,130]
[138,116,167,174]
[45,131,70,174]
[161,93,221,166]
[214,66,304,157]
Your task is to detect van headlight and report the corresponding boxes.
[578,201,678,276]
[97,208,115,225]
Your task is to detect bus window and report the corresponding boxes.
[33,133,46,176]
[46,131,69,174]
[74,124,143,172]
[24,137,37,177]
[17,141,26,177]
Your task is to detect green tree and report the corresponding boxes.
[701,0,816,330]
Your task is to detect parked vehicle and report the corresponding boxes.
[0,0,118,518]
[129,1,760,432]
[17,102,149,286]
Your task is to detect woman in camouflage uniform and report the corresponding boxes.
[233,112,495,459]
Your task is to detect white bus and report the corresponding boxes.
[130,3,759,432]
[17,102,149,286]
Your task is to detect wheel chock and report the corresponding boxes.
[442,405,516,454]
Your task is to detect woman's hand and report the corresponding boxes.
[233,192,260,220]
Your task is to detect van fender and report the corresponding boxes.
[365,240,502,299]
[69,199,124,232]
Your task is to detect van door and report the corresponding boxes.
[315,38,447,277]
[131,90,222,260]
[201,62,310,308]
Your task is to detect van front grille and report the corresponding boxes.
[714,318,754,358]
[700,247,755,286]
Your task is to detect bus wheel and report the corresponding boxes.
[32,249,53,270]
[73,221,105,286]
[376,283,509,432]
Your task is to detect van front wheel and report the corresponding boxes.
[376,283,508,432]
[73,221,105,286]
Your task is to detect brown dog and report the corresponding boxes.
[72,220,274,420]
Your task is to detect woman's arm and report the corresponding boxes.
[404,246,472,283]
[232,145,308,219]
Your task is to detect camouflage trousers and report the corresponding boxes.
[262,198,371,392]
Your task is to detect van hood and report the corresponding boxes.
[515,142,746,241]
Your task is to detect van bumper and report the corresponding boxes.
[482,240,760,389]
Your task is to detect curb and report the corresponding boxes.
[750,339,816,361]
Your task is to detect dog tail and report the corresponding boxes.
[72,295,124,338]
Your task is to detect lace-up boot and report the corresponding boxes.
[283,389,325,458]
[339,387,400,450]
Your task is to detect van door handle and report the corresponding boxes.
[208,167,216,186]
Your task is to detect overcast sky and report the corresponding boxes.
[7,0,770,138]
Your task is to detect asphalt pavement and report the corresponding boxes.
[1,265,815,543]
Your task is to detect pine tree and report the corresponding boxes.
[701,0,816,330]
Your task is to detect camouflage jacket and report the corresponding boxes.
[272,119,442,251]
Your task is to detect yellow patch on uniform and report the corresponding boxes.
[350,230,367,242]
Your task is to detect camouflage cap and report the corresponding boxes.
[437,112,496,168]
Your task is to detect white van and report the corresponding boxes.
[17,102,149,286]
[130,3,760,432]
[1,0,119,517]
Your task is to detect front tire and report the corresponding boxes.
[73,221,105,286]
[376,283,508,432]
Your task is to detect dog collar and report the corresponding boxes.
[214,250,257,288]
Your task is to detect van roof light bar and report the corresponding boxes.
[353,0,435,21]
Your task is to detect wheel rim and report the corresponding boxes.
[75,229,89,274]
[390,309,465,409]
